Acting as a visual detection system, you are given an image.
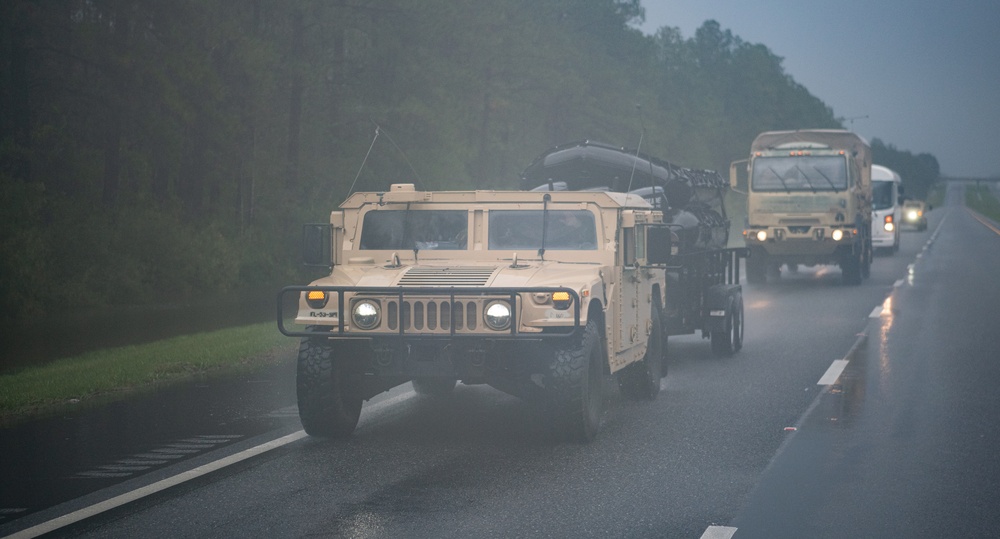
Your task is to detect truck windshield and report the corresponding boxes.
[489,210,597,250]
[751,155,848,192]
[359,210,468,250]
[872,180,895,211]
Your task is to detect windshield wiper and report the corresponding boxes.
[805,165,841,192]
[767,166,792,193]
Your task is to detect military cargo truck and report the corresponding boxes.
[731,130,873,285]
[278,149,745,442]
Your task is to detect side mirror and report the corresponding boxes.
[647,226,674,265]
[302,224,332,267]
[729,159,748,194]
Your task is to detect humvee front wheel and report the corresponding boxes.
[547,319,605,442]
[296,330,365,438]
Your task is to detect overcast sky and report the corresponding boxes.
[636,1,1000,178]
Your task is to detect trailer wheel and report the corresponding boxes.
[711,293,743,356]
[412,377,457,396]
[296,329,365,438]
[547,319,605,442]
[619,306,662,400]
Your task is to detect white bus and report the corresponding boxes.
[871,164,902,253]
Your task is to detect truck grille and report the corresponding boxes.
[397,267,497,286]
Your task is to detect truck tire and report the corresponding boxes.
[710,292,743,356]
[547,319,605,442]
[619,306,662,400]
[296,330,365,438]
[861,234,872,279]
[412,377,457,396]
[841,247,863,285]
[746,249,767,285]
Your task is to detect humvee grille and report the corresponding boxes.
[398,267,496,286]
[386,300,478,332]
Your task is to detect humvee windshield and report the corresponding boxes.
[359,210,468,250]
[489,210,597,250]
[751,155,848,192]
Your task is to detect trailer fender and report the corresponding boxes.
[704,284,741,333]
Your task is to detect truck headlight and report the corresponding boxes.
[484,301,512,330]
[352,300,380,329]
[831,229,844,241]
[755,230,767,242]
[907,210,919,221]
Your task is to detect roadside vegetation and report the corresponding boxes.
[0,0,940,332]
[0,323,296,424]
[966,184,1000,222]
[0,1,943,422]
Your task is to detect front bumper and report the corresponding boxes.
[277,285,582,340]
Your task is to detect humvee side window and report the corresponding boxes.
[489,210,597,250]
[359,210,468,250]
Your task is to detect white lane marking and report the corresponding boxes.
[894,279,904,288]
[11,392,418,538]
[868,306,882,318]
[701,525,738,539]
[818,359,849,386]
[7,430,308,539]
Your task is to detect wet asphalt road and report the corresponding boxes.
[3,182,1000,538]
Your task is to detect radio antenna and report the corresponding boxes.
[347,124,380,196]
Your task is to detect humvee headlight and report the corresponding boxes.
[306,290,328,309]
[484,301,512,330]
[907,210,919,221]
[552,291,572,311]
[831,229,844,241]
[755,230,767,242]
[352,300,380,329]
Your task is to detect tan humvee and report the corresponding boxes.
[279,183,674,442]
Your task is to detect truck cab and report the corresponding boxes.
[732,129,873,285]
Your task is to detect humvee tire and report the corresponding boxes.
[547,319,604,442]
[296,330,365,438]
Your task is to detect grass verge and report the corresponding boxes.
[0,322,298,424]
[965,183,1000,222]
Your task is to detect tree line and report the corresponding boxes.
[0,0,939,327]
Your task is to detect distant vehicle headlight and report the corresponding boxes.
[907,210,919,221]
[352,300,380,329]
[831,229,844,241]
[755,230,767,242]
[484,301,512,330]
